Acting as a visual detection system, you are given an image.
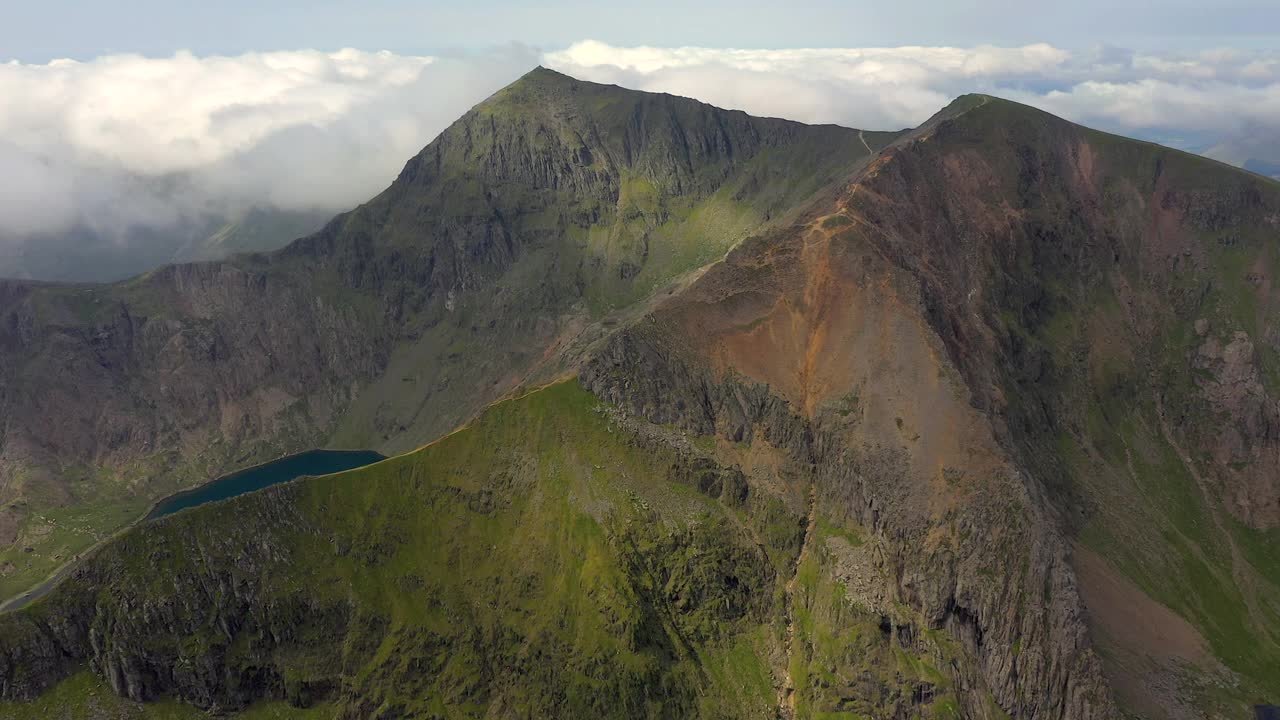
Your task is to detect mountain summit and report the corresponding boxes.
[1,70,1277,720]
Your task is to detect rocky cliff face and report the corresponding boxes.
[0,261,391,503]
[579,195,1116,719]
[590,95,1280,718]
[841,100,1280,715]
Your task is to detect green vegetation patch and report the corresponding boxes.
[8,381,792,719]
[787,532,962,720]
[0,669,331,720]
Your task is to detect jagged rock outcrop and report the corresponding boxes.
[580,242,1116,720]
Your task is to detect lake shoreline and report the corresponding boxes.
[1,448,384,613]
[145,449,385,521]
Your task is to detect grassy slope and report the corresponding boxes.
[0,498,150,602]
[0,670,330,720]
[5,379,1008,712]
[289,381,775,717]
[6,381,796,718]
[6,377,987,719]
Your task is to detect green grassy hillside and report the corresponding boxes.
[0,670,329,720]
[2,382,783,717]
[2,379,988,719]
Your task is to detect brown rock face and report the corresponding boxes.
[588,94,1280,718]
[583,149,1119,719]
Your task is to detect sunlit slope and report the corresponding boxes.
[2,382,785,717]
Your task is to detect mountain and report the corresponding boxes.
[1,69,1278,720]
[1205,132,1280,181]
[0,66,893,619]
[0,206,330,284]
[173,207,333,264]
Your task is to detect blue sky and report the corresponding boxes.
[6,0,1280,62]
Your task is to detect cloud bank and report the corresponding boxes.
[0,47,538,241]
[547,41,1280,144]
[3,41,1279,248]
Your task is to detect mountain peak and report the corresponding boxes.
[526,64,568,79]
[482,64,591,106]
[911,93,1047,138]
[508,64,575,88]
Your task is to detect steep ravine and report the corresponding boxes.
[779,483,817,718]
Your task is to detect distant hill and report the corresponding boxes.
[0,206,329,282]
[1244,158,1280,179]
[173,206,332,263]
[1206,132,1280,180]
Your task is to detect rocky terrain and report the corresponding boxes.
[0,71,1277,719]
[586,94,1280,717]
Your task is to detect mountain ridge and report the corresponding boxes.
[0,66,892,611]
[1,70,1278,719]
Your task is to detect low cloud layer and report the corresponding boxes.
[0,47,539,241]
[547,41,1280,145]
[3,41,1279,247]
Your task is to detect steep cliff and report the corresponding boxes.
[846,98,1280,717]
[587,95,1280,718]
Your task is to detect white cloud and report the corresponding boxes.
[543,40,1073,77]
[545,40,1280,138]
[542,41,1079,130]
[1029,79,1280,134]
[0,47,538,240]
[2,41,1279,254]
[2,50,430,176]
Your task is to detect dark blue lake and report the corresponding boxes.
[146,449,385,521]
